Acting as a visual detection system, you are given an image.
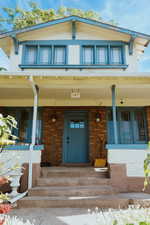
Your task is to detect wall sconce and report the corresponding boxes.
[51,114,57,123]
[95,112,101,123]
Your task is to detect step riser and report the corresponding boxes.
[42,172,108,178]
[37,179,110,187]
[18,199,129,209]
[29,189,115,197]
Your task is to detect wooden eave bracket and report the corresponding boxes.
[11,34,19,55]
[72,20,76,40]
[128,35,137,55]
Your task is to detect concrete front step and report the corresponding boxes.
[17,195,129,209]
[41,167,109,178]
[29,185,116,197]
[37,177,110,187]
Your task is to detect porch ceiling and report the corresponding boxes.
[1,75,150,106]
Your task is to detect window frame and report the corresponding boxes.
[81,44,125,65]
[22,44,67,65]
[107,107,148,144]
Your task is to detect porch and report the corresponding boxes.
[0,72,150,179]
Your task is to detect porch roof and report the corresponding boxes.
[1,71,150,107]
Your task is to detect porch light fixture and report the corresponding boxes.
[95,112,101,123]
[71,89,80,98]
[51,114,57,123]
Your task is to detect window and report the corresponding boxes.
[39,46,51,64]
[110,47,122,64]
[96,47,107,64]
[25,46,37,64]
[4,108,42,144]
[82,44,124,65]
[107,108,147,144]
[24,45,66,65]
[83,46,94,64]
[70,120,85,129]
[54,46,66,64]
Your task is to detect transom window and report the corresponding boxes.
[82,45,124,65]
[24,45,67,65]
[107,108,147,144]
[70,120,85,129]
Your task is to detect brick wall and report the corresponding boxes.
[42,107,107,165]
[89,108,107,164]
[42,108,64,166]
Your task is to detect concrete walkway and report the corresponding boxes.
[9,208,92,225]
[9,193,150,225]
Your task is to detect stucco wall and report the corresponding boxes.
[108,149,147,177]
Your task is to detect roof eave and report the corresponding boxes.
[0,15,150,41]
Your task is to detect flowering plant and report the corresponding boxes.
[86,206,150,225]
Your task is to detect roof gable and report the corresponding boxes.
[0,15,150,41]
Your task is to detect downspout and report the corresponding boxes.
[28,76,39,189]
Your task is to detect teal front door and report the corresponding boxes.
[63,112,89,163]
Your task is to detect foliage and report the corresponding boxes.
[0,215,34,225]
[86,207,150,225]
[0,114,17,151]
[143,142,150,191]
[0,68,7,72]
[0,1,117,31]
[0,114,18,204]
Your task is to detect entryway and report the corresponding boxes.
[63,111,89,163]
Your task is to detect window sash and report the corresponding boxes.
[83,46,94,64]
[39,46,51,64]
[110,47,122,64]
[25,46,37,64]
[54,46,66,64]
[96,47,107,64]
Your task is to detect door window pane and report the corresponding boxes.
[111,47,122,64]
[54,46,66,64]
[40,46,51,64]
[96,47,107,64]
[70,120,85,129]
[25,46,37,64]
[83,46,94,64]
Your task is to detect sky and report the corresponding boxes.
[0,0,150,71]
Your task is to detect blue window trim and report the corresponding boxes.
[107,107,148,145]
[21,40,127,69]
[106,144,148,150]
[19,64,128,69]
[80,43,126,65]
[22,44,68,65]
[3,144,44,151]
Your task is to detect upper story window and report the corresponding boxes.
[54,46,66,64]
[20,41,127,69]
[24,45,67,65]
[25,46,37,64]
[83,46,94,64]
[39,46,51,64]
[82,44,124,65]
